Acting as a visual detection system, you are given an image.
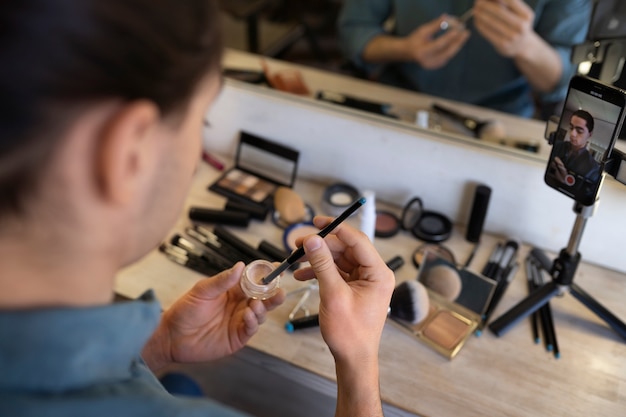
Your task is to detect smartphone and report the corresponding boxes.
[544,75,626,205]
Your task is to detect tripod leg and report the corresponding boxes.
[489,281,561,337]
[570,283,626,341]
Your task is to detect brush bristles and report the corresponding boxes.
[389,280,429,324]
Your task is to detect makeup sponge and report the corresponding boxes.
[274,186,306,225]
[478,120,507,140]
[389,280,430,324]
[421,264,462,301]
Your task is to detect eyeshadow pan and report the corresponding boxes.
[423,310,471,350]
[375,210,400,238]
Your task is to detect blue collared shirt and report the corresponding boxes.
[0,291,248,417]
[338,0,591,117]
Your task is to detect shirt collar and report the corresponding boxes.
[0,290,161,392]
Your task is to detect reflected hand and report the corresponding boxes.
[550,156,568,183]
[144,262,285,372]
[473,0,535,58]
[406,15,470,69]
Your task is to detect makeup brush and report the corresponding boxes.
[389,280,430,324]
[274,186,307,225]
[261,197,366,285]
[432,103,506,140]
[420,264,462,301]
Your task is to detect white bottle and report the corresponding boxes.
[359,190,376,242]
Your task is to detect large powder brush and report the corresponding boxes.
[389,280,430,324]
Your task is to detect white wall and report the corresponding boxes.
[205,81,626,273]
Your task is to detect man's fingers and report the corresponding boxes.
[302,235,346,297]
[189,262,245,300]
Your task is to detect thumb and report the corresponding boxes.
[189,262,245,300]
[422,14,450,37]
[302,235,344,296]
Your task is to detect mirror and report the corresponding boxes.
[222,47,551,163]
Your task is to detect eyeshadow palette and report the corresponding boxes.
[215,169,277,203]
[391,289,480,359]
[209,131,300,216]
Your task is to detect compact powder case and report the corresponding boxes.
[391,253,497,359]
[321,183,360,217]
[401,197,452,243]
[390,289,480,359]
[373,197,452,243]
[412,243,456,268]
[375,210,401,238]
[418,256,496,317]
[282,222,320,252]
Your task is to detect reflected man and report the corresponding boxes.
[338,0,591,118]
[549,109,600,185]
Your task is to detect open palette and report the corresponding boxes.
[208,131,300,217]
[391,254,496,359]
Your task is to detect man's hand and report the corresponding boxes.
[293,217,395,417]
[143,262,285,372]
[362,14,469,70]
[405,15,471,69]
[473,0,535,58]
[550,156,568,183]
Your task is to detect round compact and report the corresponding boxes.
[375,210,401,238]
[401,197,452,243]
[321,183,360,217]
[282,222,320,252]
[412,243,456,268]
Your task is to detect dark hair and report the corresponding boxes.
[572,109,594,133]
[0,0,223,216]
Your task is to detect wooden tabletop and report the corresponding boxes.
[116,160,626,417]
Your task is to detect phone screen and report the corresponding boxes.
[545,76,626,205]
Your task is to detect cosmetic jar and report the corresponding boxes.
[240,259,280,300]
[321,183,360,216]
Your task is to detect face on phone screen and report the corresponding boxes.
[545,76,626,205]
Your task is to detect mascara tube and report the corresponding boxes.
[189,207,251,227]
[225,199,268,220]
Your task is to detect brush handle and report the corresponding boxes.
[285,315,320,332]
[432,103,482,134]
[261,197,366,284]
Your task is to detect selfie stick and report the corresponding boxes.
[489,198,626,341]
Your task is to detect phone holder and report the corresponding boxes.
[489,117,626,343]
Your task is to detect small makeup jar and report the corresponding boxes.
[240,260,280,300]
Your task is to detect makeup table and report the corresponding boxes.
[116,161,626,417]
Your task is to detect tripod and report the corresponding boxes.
[489,200,626,341]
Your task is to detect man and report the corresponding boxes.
[549,109,601,186]
[0,1,395,416]
[338,0,591,118]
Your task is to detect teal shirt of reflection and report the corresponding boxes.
[338,0,592,118]
[0,291,249,417]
